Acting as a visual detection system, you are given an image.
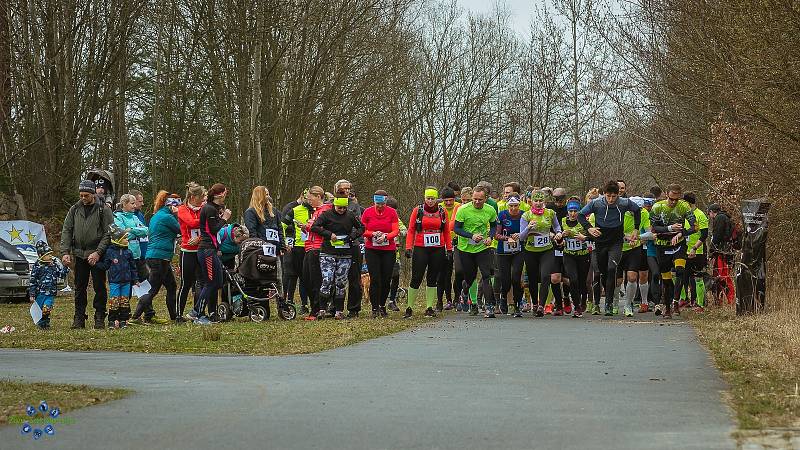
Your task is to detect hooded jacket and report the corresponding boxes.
[96,244,138,284]
[145,207,181,260]
[578,196,641,245]
[113,210,149,259]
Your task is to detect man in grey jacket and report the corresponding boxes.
[578,180,641,315]
[60,180,114,329]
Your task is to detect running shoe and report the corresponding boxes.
[146,315,171,325]
[544,303,553,315]
[572,310,583,318]
[387,301,400,312]
[455,302,463,312]
[535,305,544,317]
[403,307,413,319]
[316,311,326,320]
[638,303,650,313]
[654,304,663,316]
[193,316,211,326]
[424,307,436,317]
[673,301,682,316]
[624,306,634,317]
[300,305,310,315]
[612,306,619,315]
[119,321,127,329]
[553,308,563,316]
[304,314,317,321]
[521,302,531,313]
[484,305,495,318]
[513,306,523,318]
[444,301,454,311]
[604,306,614,316]
[591,304,600,315]
[379,306,388,318]
[564,304,572,315]
[678,299,688,308]
[185,310,199,321]
[334,311,345,320]
[127,318,149,326]
[663,307,673,319]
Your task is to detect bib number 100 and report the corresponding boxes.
[423,233,441,247]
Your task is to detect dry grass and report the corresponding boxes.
[688,268,800,430]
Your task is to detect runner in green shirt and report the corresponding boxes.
[453,186,498,317]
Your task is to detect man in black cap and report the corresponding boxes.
[60,180,114,329]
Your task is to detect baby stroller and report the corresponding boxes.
[217,238,297,322]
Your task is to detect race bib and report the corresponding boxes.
[189,229,200,239]
[503,240,521,253]
[262,243,276,257]
[533,235,550,248]
[565,238,583,252]
[423,232,441,247]
[372,235,389,247]
[265,229,279,242]
[286,237,295,247]
[554,250,564,257]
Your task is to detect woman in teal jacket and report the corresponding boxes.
[130,192,182,324]
[115,194,150,280]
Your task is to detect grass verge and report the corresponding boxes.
[687,303,799,430]
[1,379,128,425]
[0,295,443,356]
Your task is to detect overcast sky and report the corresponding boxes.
[455,0,537,37]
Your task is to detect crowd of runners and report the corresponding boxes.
[36,177,737,329]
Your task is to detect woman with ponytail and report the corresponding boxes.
[191,183,231,325]
[177,182,205,322]
[129,191,182,325]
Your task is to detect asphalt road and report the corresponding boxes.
[1,313,735,449]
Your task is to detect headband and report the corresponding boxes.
[373,195,387,204]
[566,200,581,211]
[424,188,438,199]
[333,197,349,207]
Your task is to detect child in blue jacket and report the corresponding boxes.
[96,226,139,328]
[28,241,69,329]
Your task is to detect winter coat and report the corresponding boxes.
[145,207,181,260]
[96,244,138,284]
[114,211,149,259]
[60,200,114,259]
[28,259,69,297]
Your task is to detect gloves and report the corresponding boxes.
[405,249,412,259]
[446,250,453,261]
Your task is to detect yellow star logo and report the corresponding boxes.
[7,225,22,243]
[26,231,37,243]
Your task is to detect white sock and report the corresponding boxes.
[639,283,649,306]
[624,282,637,310]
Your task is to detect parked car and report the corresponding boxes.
[0,238,31,302]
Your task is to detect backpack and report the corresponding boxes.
[414,204,446,232]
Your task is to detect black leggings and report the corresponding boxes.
[134,258,177,320]
[460,249,494,307]
[523,249,557,307]
[497,252,524,306]
[285,246,307,306]
[365,248,395,310]
[453,248,465,301]
[177,250,200,317]
[437,256,454,302]
[410,246,445,289]
[594,242,623,308]
[647,254,661,304]
[563,253,590,312]
[302,249,323,314]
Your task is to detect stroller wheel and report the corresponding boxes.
[278,302,297,321]
[217,302,231,322]
[250,305,268,322]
